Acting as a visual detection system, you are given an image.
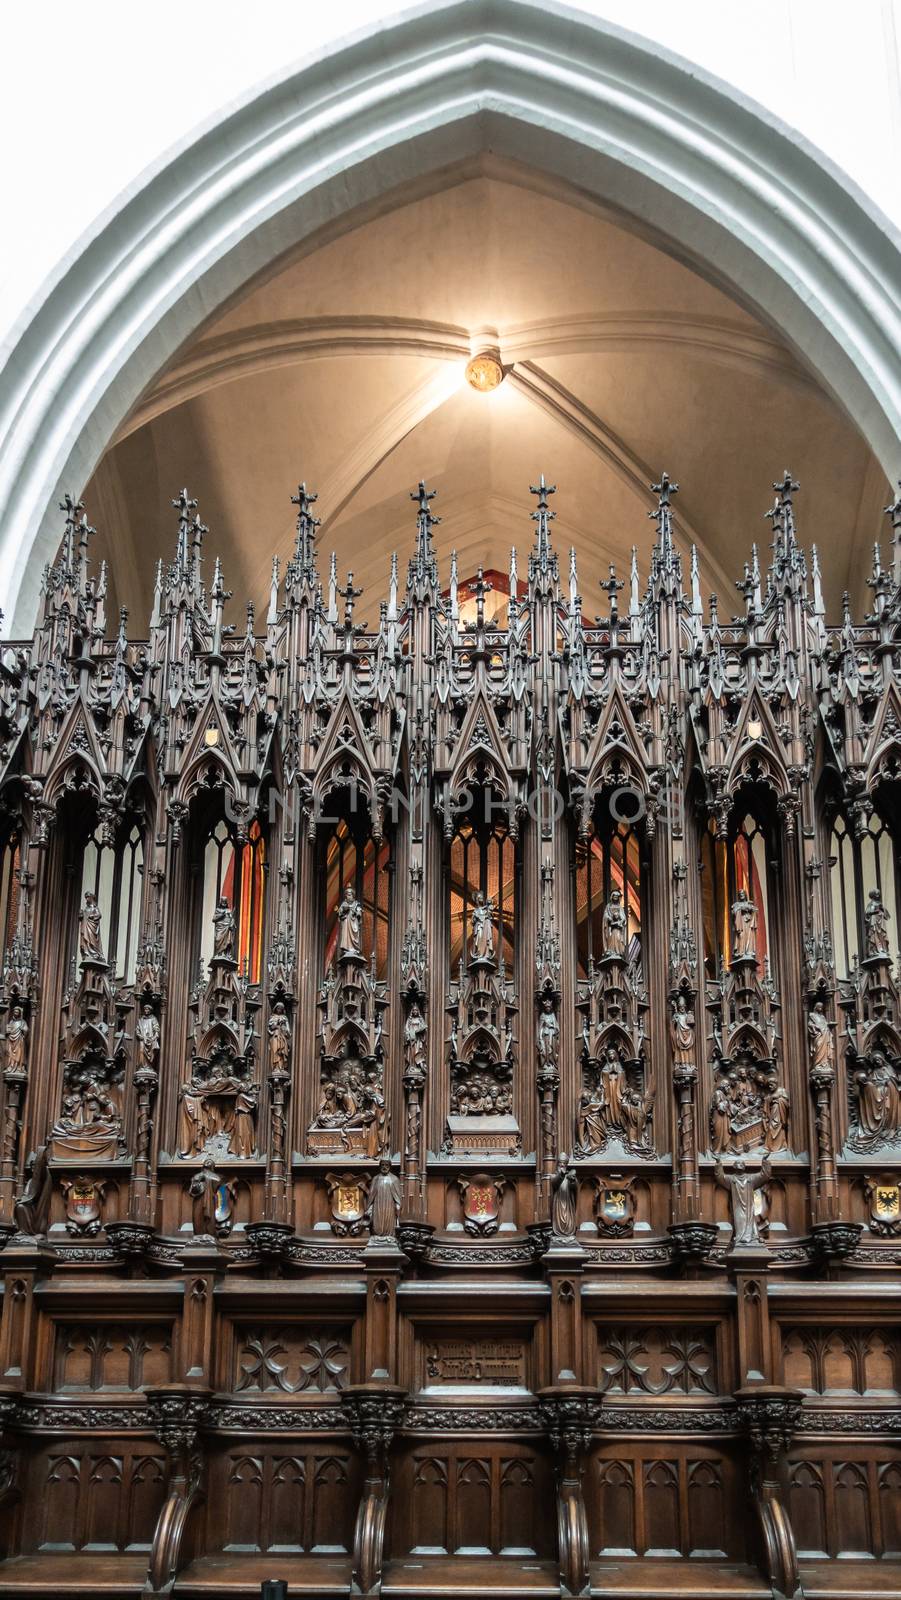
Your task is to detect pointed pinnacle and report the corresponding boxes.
[530,475,557,516]
[649,472,679,512]
[411,481,440,523]
[291,481,320,523]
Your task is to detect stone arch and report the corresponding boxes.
[3,0,901,629]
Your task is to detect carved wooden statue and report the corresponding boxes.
[715,1154,771,1247]
[368,1157,402,1238]
[13,1142,52,1236]
[469,892,496,964]
[337,884,363,959]
[550,1156,578,1239]
[731,889,758,961]
[864,888,891,958]
[78,891,105,963]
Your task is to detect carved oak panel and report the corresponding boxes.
[25,1444,166,1553]
[53,1323,172,1392]
[597,1326,718,1396]
[209,1446,358,1554]
[231,1326,351,1395]
[587,1443,746,1561]
[788,1447,901,1559]
[390,1443,554,1559]
[781,1326,900,1396]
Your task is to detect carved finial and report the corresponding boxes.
[169,489,206,593]
[690,545,702,616]
[810,544,824,618]
[339,571,363,629]
[387,552,399,621]
[268,555,280,625]
[468,566,493,634]
[171,488,196,571]
[629,546,640,617]
[569,547,579,613]
[149,558,163,629]
[54,494,95,597]
[650,472,678,515]
[529,474,558,589]
[648,473,680,585]
[290,481,321,579]
[408,481,440,596]
[530,474,557,515]
[599,563,623,621]
[765,471,805,598]
[412,480,439,521]
[449,549,459,622]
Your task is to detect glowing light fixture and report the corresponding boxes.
[465,350,504,392]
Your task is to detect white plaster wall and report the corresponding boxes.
[2,0,900,353]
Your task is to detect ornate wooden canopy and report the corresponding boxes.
[0,470,899,1596]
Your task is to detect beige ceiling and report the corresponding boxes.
[84,161,889,629]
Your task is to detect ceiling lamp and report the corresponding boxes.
[465,349,504,392]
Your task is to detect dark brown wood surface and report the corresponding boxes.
[0,475,898,1597]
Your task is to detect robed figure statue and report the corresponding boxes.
[368,1158,402,1238]
[807,1003,833,1073]
[551,1156,578,1239]
[715,1155,771,1247]
[337,884,363,959]
[213,896,236,961]
[731,889,758,961]
[601,888,627,959]
[469,892,496,964]
[79,891,105,964]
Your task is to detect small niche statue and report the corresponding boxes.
[807,1002,833,1073]
[4,1005,28,1073]
[136,1005,160,1071]
[669,995,695,1067]
[537,995,559,1070]
[268,1002,291,1072]
[337,884,363,959]
[469,892,496,964]
[404,1002,427,1074]
[601,888,627,959]
[731,889,758,961]
[79,891,105,964]
[865,888,891,959]
[212,896,236,961]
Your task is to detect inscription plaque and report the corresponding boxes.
[424,1337,527,1388]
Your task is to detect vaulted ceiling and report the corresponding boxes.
[84,159,888,627]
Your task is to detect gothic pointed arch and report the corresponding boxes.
[577,680,655,838]
[724,689,790,802]
[442,687,524,840]
[309,688,387,845]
